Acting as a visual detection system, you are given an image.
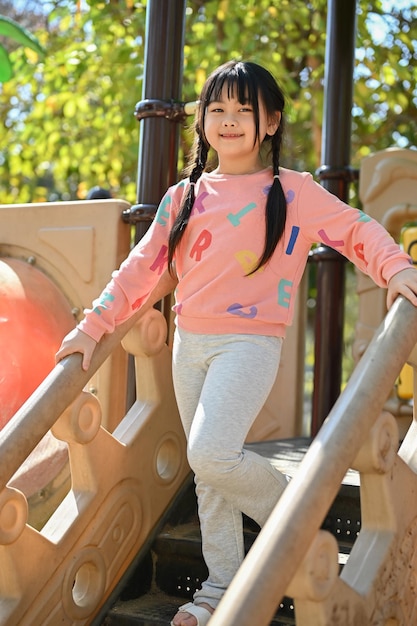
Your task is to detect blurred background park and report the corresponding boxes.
[0,0,416,205]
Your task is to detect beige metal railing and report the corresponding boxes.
[210,295,417,626]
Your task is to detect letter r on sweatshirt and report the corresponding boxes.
[190,229,212,261]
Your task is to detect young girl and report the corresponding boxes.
[56,61,417,626]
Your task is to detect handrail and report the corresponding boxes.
[0,273,177,491]
[209,295,417,626]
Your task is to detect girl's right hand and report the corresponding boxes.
[55,328,98,371]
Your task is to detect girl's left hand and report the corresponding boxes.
[387,267,417,309]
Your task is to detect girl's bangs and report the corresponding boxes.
[205,68,258,107]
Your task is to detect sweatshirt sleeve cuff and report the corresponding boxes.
[77,318,106,343]
[381,258,413,287]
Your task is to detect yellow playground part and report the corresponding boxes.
[397,227,417,400]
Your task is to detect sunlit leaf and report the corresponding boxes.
[0,43,12,81]
[0,16,45,57]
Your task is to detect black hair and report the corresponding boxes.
[168,60,287,274]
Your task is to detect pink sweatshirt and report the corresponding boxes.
[79,167,412,342]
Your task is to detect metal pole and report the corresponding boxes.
[126,0,187,409]
[135,0,186,238]
[311,0,357,434]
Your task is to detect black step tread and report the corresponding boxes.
[103,589,295,625]
[156,521,351,566]
[102,591,189,625]
[245,437,359,488]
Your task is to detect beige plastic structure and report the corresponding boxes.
[0,198,131,430]
[354,148,417,437]
[0,199,131,528]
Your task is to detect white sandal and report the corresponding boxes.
[171,601,213,626]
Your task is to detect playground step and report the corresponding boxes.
[102,590,296,625]
[248,438,361,551]
[100,438,360,626]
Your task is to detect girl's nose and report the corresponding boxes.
[222,116,236,126]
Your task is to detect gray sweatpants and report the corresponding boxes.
[172,328,288,608]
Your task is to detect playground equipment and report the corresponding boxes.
[0,197,131,529]
[1,0,417,624]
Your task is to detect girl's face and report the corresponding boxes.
[203,85,279,175]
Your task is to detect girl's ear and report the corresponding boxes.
[267,112,281,136]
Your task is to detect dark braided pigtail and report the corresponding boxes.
[168,137,208,274]
[251,115,287,273]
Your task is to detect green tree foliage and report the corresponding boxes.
[0,0,146,203]
[0,0,416,204]
[354,2,417,158]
